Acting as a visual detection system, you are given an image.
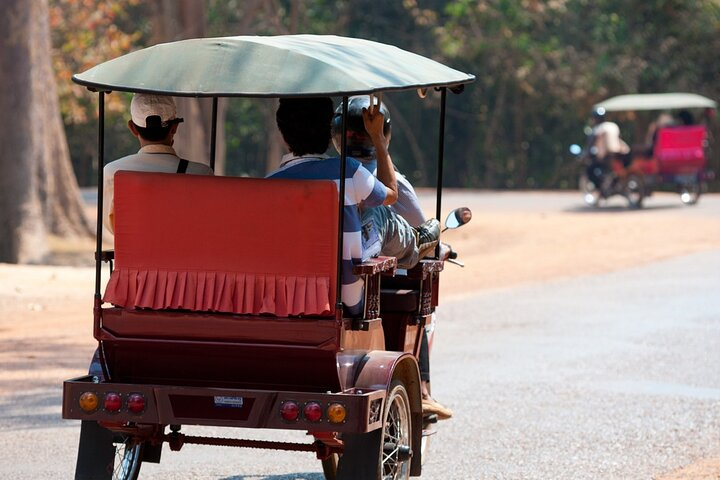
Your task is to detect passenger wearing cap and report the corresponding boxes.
[102,94,213,234]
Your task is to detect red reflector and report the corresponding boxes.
[127,393,146,414]
[303,402,323,422]
[280,401,299,421]
[104,393,122,412]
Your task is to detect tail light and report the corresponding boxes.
[104,393,122,412]
[303,402,323,422]
[78,392,99,412]
[327,403,347,424]
[280,401,300,421]
[127,393,146,414]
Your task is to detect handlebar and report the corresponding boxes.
[443,244,464,267]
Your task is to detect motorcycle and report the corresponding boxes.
[571,143,646,208]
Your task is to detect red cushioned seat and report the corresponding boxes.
[654,125,707,175]
[103,171,338,317]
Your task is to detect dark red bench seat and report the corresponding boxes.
[104,171,339,317]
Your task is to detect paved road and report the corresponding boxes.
[423,250,720,479]
[1,192,718,479]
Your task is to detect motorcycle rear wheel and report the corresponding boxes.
[624,174,645,209]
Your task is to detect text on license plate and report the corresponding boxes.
[214,396,244,408]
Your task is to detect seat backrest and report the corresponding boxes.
[654,125,707,172]
[103,171,339,317]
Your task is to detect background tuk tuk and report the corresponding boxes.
[576,92,717,208]
[61,34,474,480]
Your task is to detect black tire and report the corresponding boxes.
[112,435,144,480]
[679,183,701,205]
[624,174,645,209]
[321,453,338,480]
[336,381,412,480]
[74,421,144,480]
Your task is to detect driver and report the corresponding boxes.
[331,96,453,420]
[587,108,630,191]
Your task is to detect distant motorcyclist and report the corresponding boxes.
[586,107,630,192]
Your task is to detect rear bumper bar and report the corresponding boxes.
[63,375,385,433]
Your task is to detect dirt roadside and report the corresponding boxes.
[1,191,719,479]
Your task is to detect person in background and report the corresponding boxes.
[677,109,695,126]
[587,108,630,191]
[590,108,630,165]
[102,93,213,234]
[644,112,675,156]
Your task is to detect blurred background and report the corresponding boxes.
[51,0,720,188]
[1,0,719,263]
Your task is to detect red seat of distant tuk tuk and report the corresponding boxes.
[654,125,707,175]
[103,171,338,317]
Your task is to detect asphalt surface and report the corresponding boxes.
[423,250,720,479]
[1,191,718,479]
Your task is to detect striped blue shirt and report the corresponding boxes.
[268,154,386,315]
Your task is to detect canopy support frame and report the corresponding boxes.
[433,87,448,258]
[336,97,349,321]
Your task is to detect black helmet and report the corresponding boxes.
[331,96,391,159]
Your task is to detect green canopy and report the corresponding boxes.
[594,93,717,112]
[73,35,475,97]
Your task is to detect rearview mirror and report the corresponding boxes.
[569,144,582,155]
[445,207,472,230]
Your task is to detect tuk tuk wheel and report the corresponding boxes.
[624,174,645,209]
[336,380,412,480]
[74,421,144,480]
[111,436,144,480]
[679,183,701,205]
[321,454,338,480]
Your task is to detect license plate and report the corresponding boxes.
[213,396,244,408]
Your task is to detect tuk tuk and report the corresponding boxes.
[61,35,474,479]
[576,92,717,208]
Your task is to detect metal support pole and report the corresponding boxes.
[94,92,105,298]
[336,97,349,318]
[434,88,447,258]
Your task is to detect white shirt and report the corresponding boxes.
[102,144,213,234]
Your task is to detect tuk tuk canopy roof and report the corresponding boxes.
[594,93,717,112]
[73,35,475,97]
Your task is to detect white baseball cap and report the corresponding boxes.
[130,93,183,128]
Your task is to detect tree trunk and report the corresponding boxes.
[0,0,92,264]
[149,0,228,174]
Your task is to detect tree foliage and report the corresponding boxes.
[432,0,720,188]
[50,0,144,123]
[51,0,720,189]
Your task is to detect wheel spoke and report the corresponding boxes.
[381,387,411,480]
[112,438,142,480]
